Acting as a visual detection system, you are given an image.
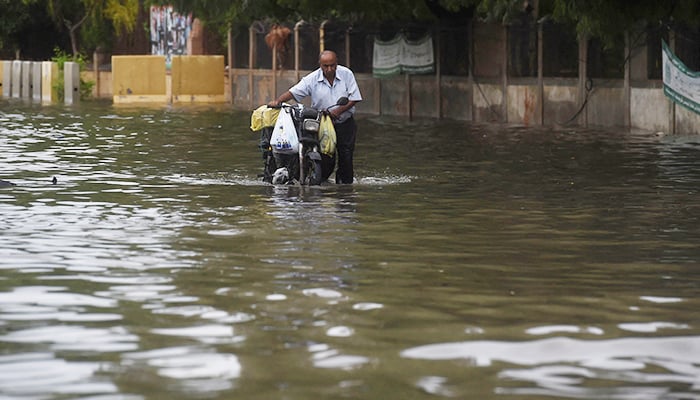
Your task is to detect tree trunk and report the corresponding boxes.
[64,12,90,58]
[69,25,79,57]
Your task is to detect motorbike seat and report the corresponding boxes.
[299,136,319,146]
[301,108,319,119]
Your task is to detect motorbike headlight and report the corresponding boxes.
[303,119,320,132]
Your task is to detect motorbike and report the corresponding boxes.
[256,97,348,185]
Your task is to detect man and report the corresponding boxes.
[268,50,362,184]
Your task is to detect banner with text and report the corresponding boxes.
[662,40,700,115]
[373,35,434,78]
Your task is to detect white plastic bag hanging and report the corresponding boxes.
[270,107,299,154]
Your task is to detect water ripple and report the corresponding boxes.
[3,102,700,399]
[1,325,138,352]
[0,353,117,397]
[402,336,700,398]
[123,346,241,382]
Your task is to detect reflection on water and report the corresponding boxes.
[1,99,700,399]
[403,335,700,399]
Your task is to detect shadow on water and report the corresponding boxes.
[2,99,700,399]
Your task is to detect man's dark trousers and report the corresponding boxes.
[334,117,356,184]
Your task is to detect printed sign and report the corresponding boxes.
[150,5,193,67]
[373,35,434,77]
[662,40,700,115]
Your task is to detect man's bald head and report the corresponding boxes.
[319,50,338,83]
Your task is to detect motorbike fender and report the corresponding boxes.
[307,151,322,161]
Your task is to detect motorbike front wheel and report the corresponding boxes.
[304,154,324,186]
[262,151,276,183]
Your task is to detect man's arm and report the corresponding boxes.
[268,91,294,107]
[330,100,358,120]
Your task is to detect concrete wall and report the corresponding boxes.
[171,55,225,103]
[543,81,579,126]
[472,82,503,123]
[585,83,626,127]
[675,104,700,135]
[229,69,466,120]
[357,75,380,116]
[110,55,230,104]
[507,84,539,126]
[379,75,410,117]
[227,67,698,134]
[2,55,696,134]
[631,87,670,133]
[440,76,472,120]
[112,55,167,103]
[81,70,112,99]
[411,75,441,119]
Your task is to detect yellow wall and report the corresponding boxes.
[112,56,167,103]
[171,55,225,103]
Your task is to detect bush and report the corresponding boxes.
[51,47,95,100]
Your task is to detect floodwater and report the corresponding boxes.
[1,98,700,400]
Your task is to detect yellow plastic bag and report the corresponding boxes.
[263,107,280,128]
[318,115,337,155]
[250,105,280,131]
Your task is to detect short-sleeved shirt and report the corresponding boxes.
[289,65,362,124]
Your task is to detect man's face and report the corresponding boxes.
[320,54,337,81]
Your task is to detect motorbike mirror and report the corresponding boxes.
[336,97,349,106]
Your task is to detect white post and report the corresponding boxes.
[41,61,57,104]
[11,60,22,98]
[21,61,32,98]
[32,62,42,101]
[227,27,234,104]
[1,61,11,97]
[64,61,80,104]
[294,20,304,81]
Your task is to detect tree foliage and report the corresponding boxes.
[546,0,700,50]
[0,0,32,54]
[432,0,700,46]
[153,0,437,28]
[2,0,699,59]
[105,0,140,34]
[18,0,141,57]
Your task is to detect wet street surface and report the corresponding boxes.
[1,99,700,399]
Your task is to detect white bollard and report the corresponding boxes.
[1,61,11,97]
[32,62,42,101]
[41,61,58,104]
[64,61,80,104]
[11,60,22,98]
[21,61,33,98]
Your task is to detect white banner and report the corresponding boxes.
[372,36,403,77]
[662,40,700,114]
[373,34,434,77]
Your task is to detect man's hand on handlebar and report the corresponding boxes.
[268,91,294,108]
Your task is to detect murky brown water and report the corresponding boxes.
[1,98,700,399]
